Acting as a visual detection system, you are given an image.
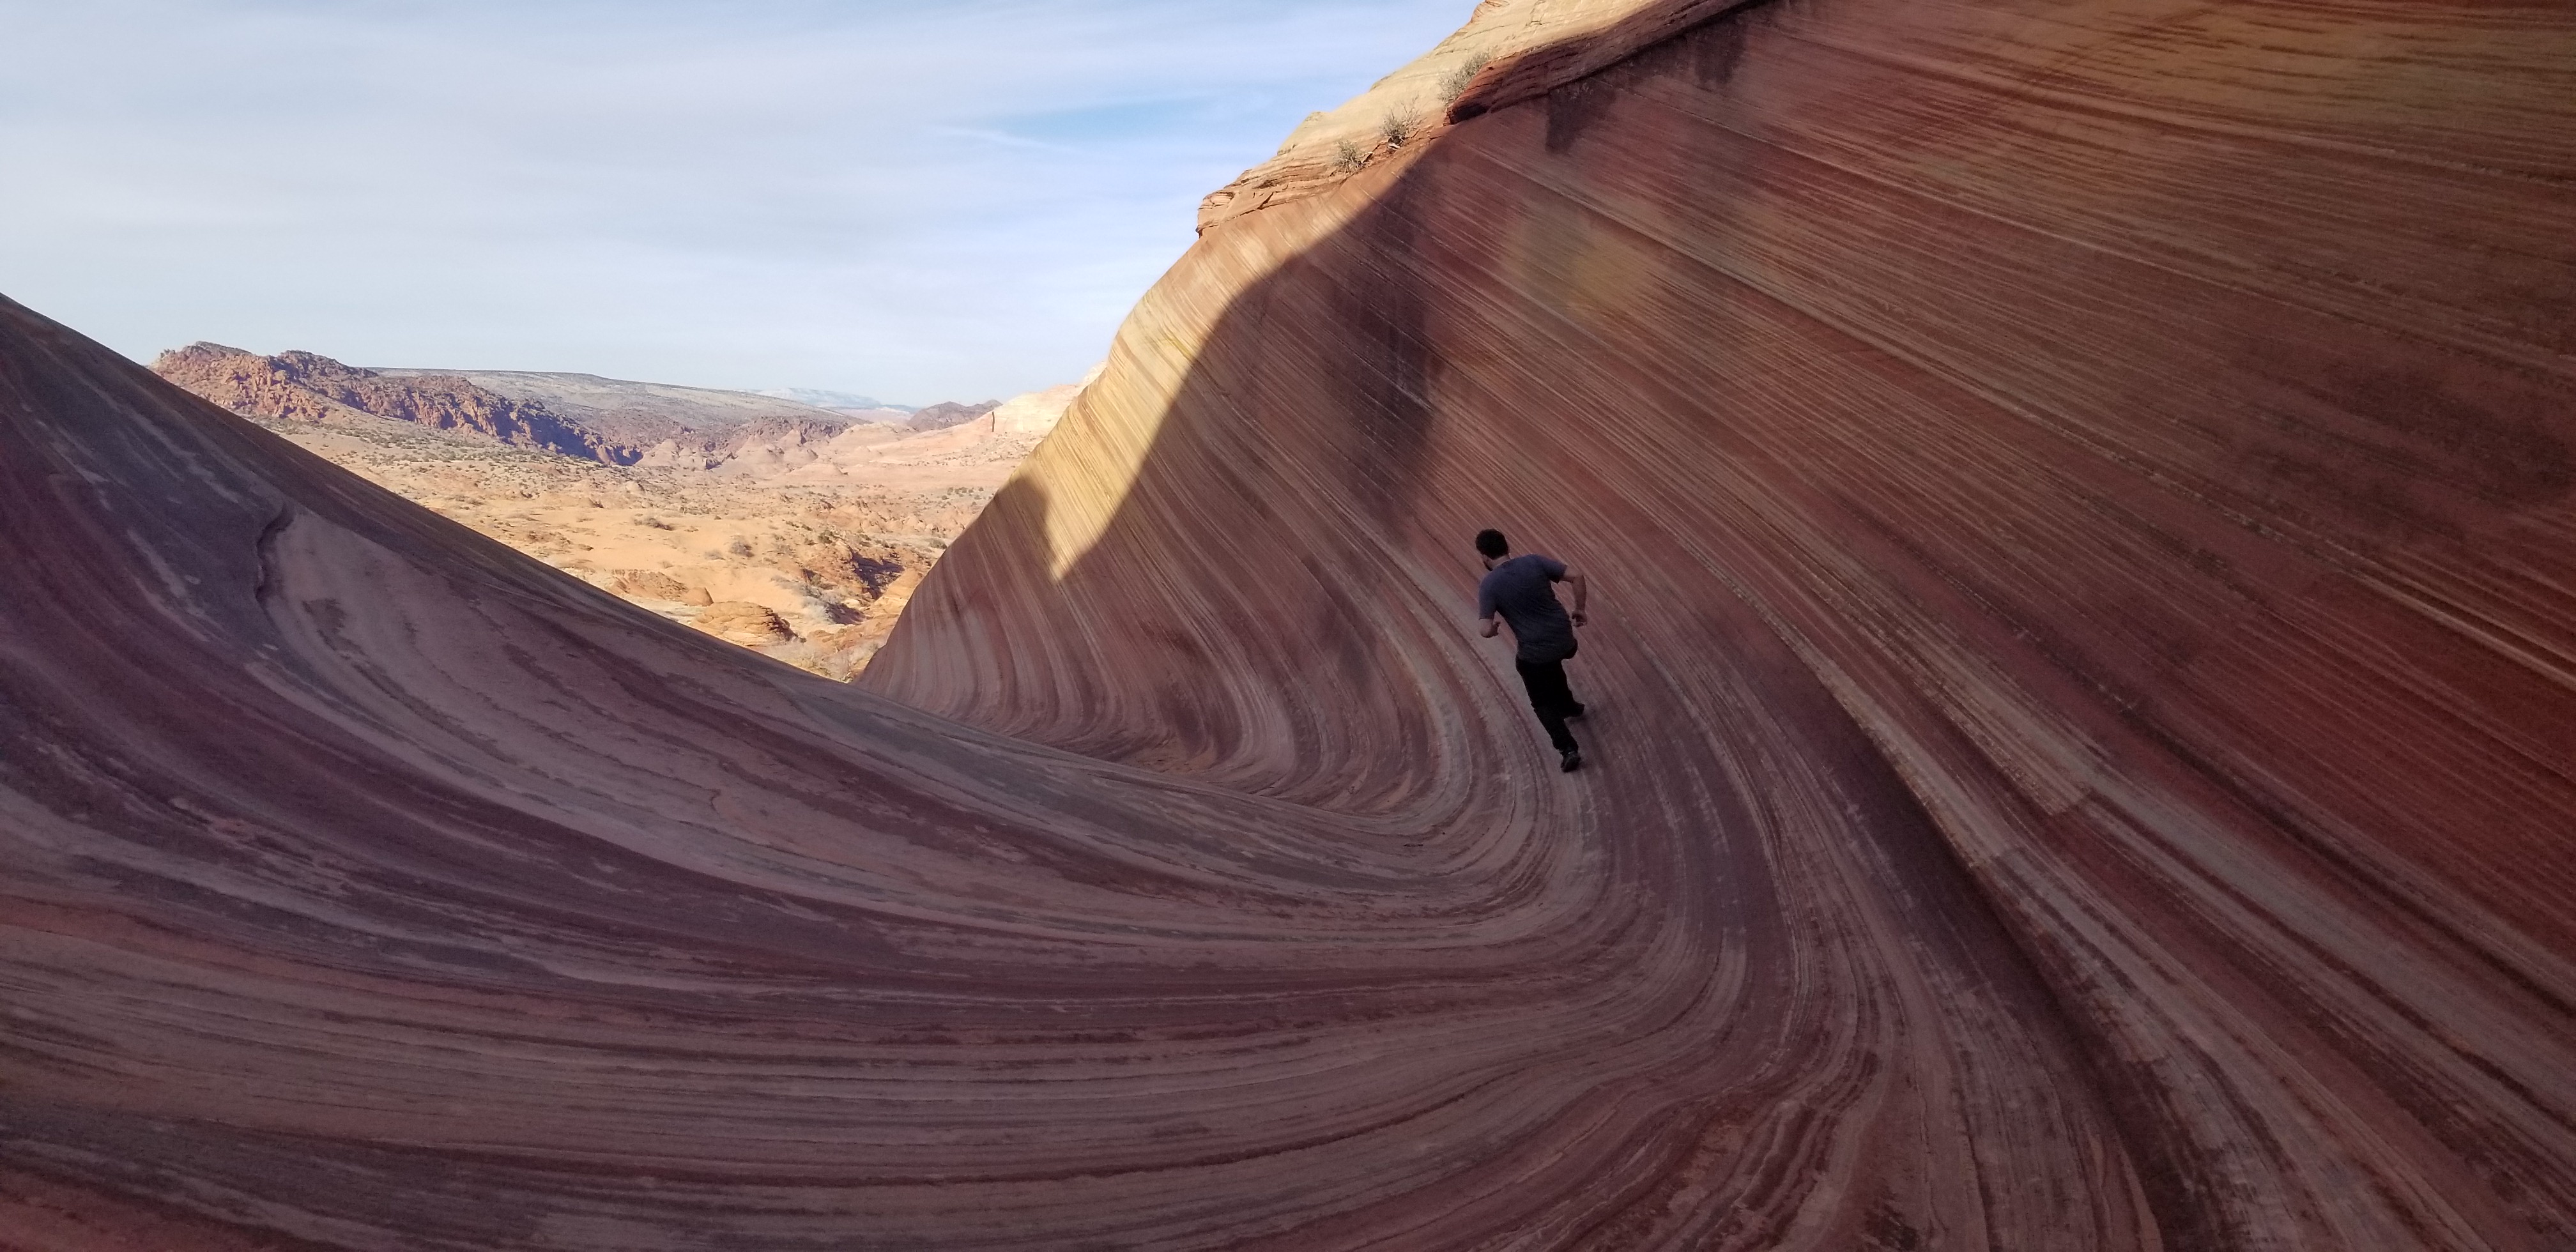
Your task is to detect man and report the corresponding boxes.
[1473,528,1590,772]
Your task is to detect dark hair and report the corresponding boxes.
[1473,529,1509,558]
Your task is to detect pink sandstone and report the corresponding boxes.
[5,0,2576,1247]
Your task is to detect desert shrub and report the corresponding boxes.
[1440,50,1494,103]
[1331,138,1366,173]
[1379,111,1420,148]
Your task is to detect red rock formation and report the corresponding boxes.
[390,369,882,449]
[871,0,2576,1246]
[153,342,636,463]
[4,0,2574,1249]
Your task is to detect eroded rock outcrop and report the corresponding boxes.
[153,342,638,464]
[4,0,2575,1248]
[1197,0,1777,233]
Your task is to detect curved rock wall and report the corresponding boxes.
[2,0,2572,1247]
[7,295,1677,1248]
[869,0,2576,1246]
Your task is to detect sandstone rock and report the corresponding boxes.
[985,378,1089,437]
[875,0,2576,1245]
[690,600,793,645]
[608,569,702,604]
[7,0,2575,1246]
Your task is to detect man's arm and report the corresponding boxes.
[1480,613,1503,639]
[1561,569,1588,627]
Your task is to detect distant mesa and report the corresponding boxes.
[151,344,958,475]
[151,342,638,464]
[905,399,1002,433]
[367,365,880,451]
[896,383,1089,438]
[154,341,1085,487]
[153,344,1061,480]
[756,386,916,417]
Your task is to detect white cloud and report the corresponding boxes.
[0,0,1469,402]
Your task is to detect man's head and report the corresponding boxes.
[1474,529,1510,562]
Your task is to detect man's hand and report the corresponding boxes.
[1571,611,1588,628]
[1563,570,1589,628]
[1479,616,1501,639]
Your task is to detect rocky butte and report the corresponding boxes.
[152,342,636,462]
[3,0,2575,1248]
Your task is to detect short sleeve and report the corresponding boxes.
[1475,578,1496,618]
[1537,554,1568,581]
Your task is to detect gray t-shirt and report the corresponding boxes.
[1477,553,1577,663]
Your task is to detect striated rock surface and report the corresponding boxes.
[6,1,2576,1249]
[873,0,2576,1246]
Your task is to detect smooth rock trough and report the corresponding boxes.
[6,0,2576,1247]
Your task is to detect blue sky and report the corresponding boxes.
[0,0,1469,404]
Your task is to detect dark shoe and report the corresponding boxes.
[1560,749,1583,772]
[1566,703,1587,721]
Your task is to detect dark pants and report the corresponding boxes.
[1514,655,1581,753]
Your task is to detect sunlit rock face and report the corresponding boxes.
[4,1,2573,1249]
[869,0,2576,1247]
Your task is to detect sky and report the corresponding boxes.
[0,0,1469,404]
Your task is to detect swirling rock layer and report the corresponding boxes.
[870,0,2576,1247]
[6,0,2576,1249]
